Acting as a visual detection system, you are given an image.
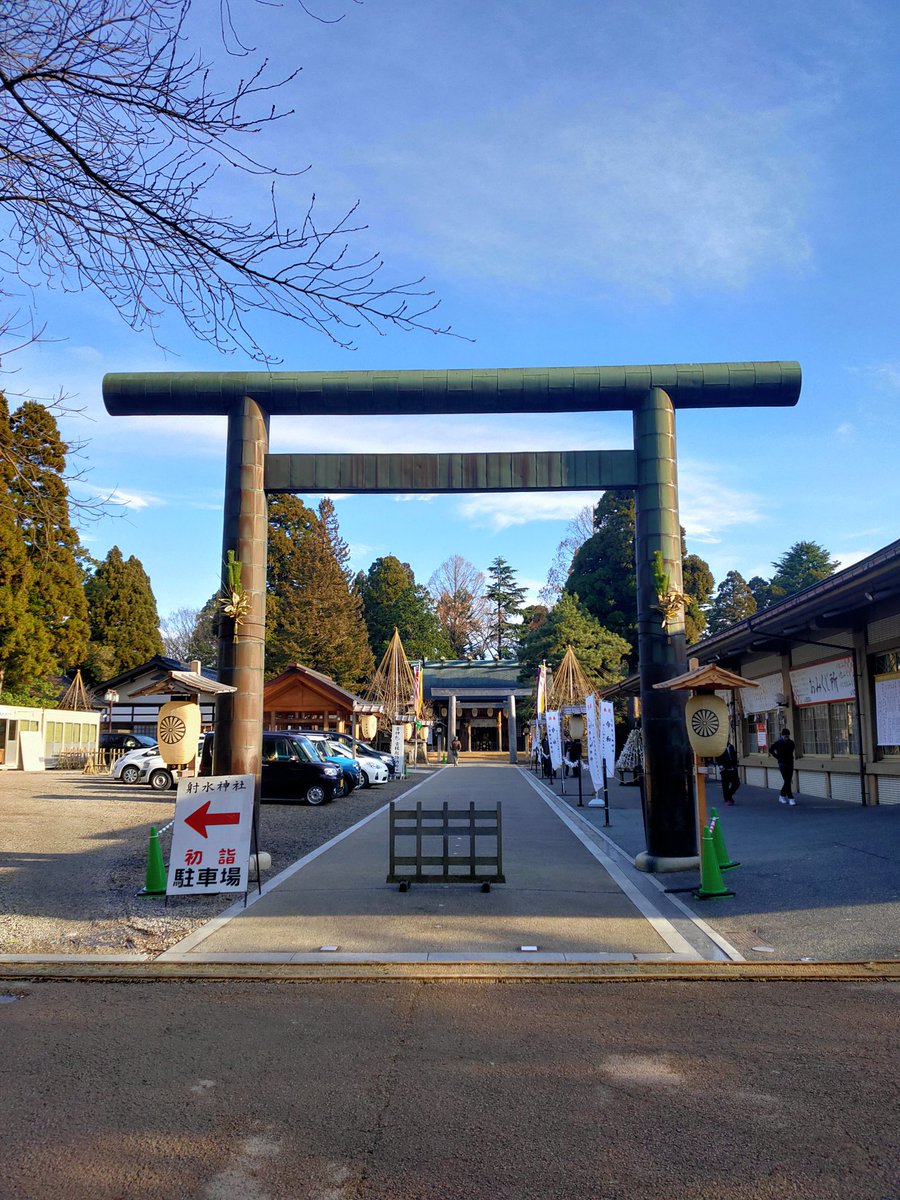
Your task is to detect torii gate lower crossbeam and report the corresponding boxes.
[103,360,801,870]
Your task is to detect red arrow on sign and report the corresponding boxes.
[184,800,241,839]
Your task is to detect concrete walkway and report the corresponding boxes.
[160,764,735,964]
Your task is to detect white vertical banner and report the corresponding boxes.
[545,710,564,771]
[585,695,603,793]
[599,700,616,778]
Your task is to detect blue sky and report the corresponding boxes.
[8,0,900,624]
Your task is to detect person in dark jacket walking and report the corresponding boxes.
[769,728,796,804]
[718,742,740,805]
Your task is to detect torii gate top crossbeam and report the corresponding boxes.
[103,361,800,417]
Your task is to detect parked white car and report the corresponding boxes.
[136,738,206,792]
[322,737,388,787]
[110,745,160,784]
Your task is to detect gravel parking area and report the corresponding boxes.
[0,768,432,957]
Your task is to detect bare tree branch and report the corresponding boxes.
[0,0,456,361]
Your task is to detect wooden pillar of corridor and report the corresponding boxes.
[103,362,801,870]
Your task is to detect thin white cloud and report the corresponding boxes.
[74,482,165,511]
[833,549,873,571]
[365,95,813,299]
[677,464,764,545]
[457,492,603,532]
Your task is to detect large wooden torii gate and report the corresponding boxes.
[103,361,801,869]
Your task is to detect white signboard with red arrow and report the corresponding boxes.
[167,774,255,896]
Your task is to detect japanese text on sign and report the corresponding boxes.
[166,774,254,896]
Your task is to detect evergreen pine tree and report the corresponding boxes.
[0,395,42,693]
[517,592,631,689]
[707,570,757,633]
[267,496,374,688]
[768,541,839,603]
[9,401,89,676]
[484,556,527,659]
[748,575,772,612]
[357,555,452,662]
[682,552,715,644]
[565,494,637,648]
[566,496,715,655]
[84,546,164,680]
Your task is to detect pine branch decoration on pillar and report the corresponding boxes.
[218,550,252,643]
[651,550,690,630]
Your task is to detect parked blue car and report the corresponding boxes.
[302,733,360,795]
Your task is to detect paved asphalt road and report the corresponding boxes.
[2,977,898,1200]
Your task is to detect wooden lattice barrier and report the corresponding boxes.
[387,800,505,892]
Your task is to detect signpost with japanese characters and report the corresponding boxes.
[167,774,255,896]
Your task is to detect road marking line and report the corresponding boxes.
[157,773,442,960]
[519,768,744,961]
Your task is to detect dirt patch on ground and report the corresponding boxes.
[0,769,431,957]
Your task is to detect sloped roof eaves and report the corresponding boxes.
[422,662,525,693]
[94,655,219,695]
[264,663,362,706]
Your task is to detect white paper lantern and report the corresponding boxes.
[359,714,378,740]
[402,722,413,741]
[685,694,729,758]
[157,699,202,764]
[568,714,585,740]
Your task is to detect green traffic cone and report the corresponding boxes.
[693,825,734,900]
[709,808,740,871]
[138,826,167,897]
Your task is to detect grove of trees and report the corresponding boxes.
[0,395,847,709]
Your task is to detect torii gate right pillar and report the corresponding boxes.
[633,388,695,867]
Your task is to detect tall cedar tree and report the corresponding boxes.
[484,557,527,659]
[707,570,757,633]
[267,496,374,688]
[768,541,839,604]
[8,401,89,676]
[517,592,631,690]
[566,495,715,655]
[357,556,452,663]
[0,395,42,692]
[682,553,715,644]
[84,546,164,682]
[565,494,636,648]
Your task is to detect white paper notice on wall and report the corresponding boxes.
[875,672,900,746]
[789,657,855,706]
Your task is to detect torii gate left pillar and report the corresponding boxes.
[214,397,269,794]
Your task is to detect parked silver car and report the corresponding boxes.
[110,744,160,784]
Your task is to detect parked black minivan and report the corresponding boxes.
[199,731,343,805]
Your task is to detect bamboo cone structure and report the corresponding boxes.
[363,628,418,732]
[57,669,92,712]
[547,645,594,710]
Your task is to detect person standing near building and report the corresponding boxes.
[450,735,461,766]
[769,728,796,805]
[718,741,740,805]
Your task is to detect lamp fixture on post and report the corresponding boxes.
[103,689,119,734]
